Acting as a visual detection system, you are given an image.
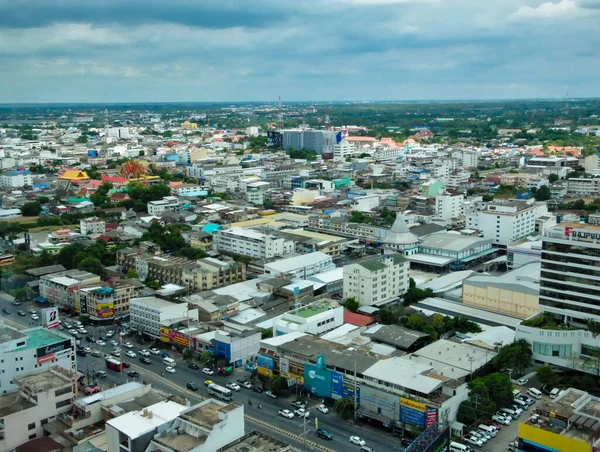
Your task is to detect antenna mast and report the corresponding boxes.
[278,95,283,128]
[325,107,331,130]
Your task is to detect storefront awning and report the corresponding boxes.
[34,296,48,303]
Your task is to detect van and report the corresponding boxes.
[450,441,472,452]
[513,398,528,409]
[163,357,176,367]
[478,424,497,437]
[550,388,560,399]
[500,407,519,419]
[527,387,542,399]
[513,389,521,399]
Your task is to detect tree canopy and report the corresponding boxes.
[494,339,532,376]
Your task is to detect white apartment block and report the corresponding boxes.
[247,189,265,205]
[264,251,335,279]
[0,171,33,188]
[446,170,470,189]
[214,227,295,259]
[0,324,75,395]
[461,151,479,169]
[435,193,464,220]
[80,217,106,235]
[129,297,197,338]
[273,300,344,336]
[467,199,544,245]
[343,253,409,306]
[147,196,180,216]
[105,127,130,140]
[333,140,355,161]
[567,178,600,197]
[0,157,16,169]
[0,367,74,451]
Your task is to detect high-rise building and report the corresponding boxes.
[282,129,337,155]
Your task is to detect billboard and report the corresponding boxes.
[303,363,332,398]
[159,327,197,349]
[267,131,283,147]
[87,149,99,158]
[279,357,289,374]
[257,354,274,370]
[401,397,426,426]
[96,302,114,319]
[426,407,438,427]
[342,379,360,402]
[360,386,399,420]
[331,371,343,399]
[36,338,72,365]
[42,307,59,329]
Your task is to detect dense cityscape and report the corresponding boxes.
[0,99,599,452]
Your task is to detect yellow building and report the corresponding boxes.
[462,262,540,319]
[181,120,198,130]
[58,169,90,181]
[518,421,590,452]
[182,258,246,292]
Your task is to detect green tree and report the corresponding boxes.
[234,255,252,269]
[260,328,273,339]
[145,279,161,290]
[534,185,552,201]
[548,173,559,183]
[536,365,560,386]
[267,375,286,395]
[494,339,532,376]
[182,349,193,362]
[333,398,354,419]
[76,134,88,144]
[77,256,104,276]
[126,268,138,279]
[38,196,50,204]
[57,242,86,269]
[21,201,42,216]
[344,297,360,313]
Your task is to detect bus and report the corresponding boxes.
[105,357,124,372]
[207,383,233,401]
[0,254,15,265]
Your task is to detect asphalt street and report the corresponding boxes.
[0,295,404,452]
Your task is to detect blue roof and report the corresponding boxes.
[595,152,600,157]
[6,170,32,176]
[202,223,222,234]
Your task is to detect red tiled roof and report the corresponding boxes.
[344,311,375,327]
[102,175,128,183]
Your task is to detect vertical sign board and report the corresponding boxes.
[331,371,343,399]
[316,353,325,370]
[303,363,332,398]
[42,307,59,329]
[257,354,274,377]
[426,407,438,427]
[279,357,289,375]
[342,379,360,403]
[400,397,426,427]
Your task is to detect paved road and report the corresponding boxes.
[1,295,403,452]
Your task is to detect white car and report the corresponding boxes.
[78,328,87,334]
[84,347,92,353]
[492,414,511,425]
[139,349,150,357]
[112,351,121,357]
[165,366,176,374]
[202,368,214,376]
[241,381,252,389]
[278,409,294,419]
[106,330,115,337]
[110,340,118,346]
[349,436,366,446]
[466,436,484,448]
[96,340,106,346]
[469,431,487,443]
[517,378,529,386]
[294,408,309,418]
[316,404,329,414]
[150,348,160,355]
[31,314,39,320]
[125,351,136,358]
[69,329,78,334]
[123,342,133,349]
[226,383,240,391]
[265,391,277,398]
[119,331,127,337]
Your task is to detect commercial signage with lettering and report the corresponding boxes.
[401,397,426,412]
[279,357,289,374]
[565,227,600,241]
[96,302,114,318]
[400,397,426,427]
[360,386,398,420]
[159,327,196,349]
[42,307,59,329]
[331,371,343,398]
[303,363,332,398]
[36,339,72,364]
[257,354,274,370]
[426,407,438,426]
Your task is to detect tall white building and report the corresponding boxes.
[333,140,355,161]
[0,170,33,188]
[264,251,335,279]
[467,199,544,245]
[0,323,75,395]
[80,217,106,235]
[446,170,470,189]
[436,192,465,220]
[214,227,295,258]
[343,253,409,306]
[147,196,180,216]
[105,127,130,140]
[130,297,197,337]
[566,178,600,197]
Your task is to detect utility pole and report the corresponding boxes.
[354,358,358,420]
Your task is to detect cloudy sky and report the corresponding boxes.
[0,0,598,103]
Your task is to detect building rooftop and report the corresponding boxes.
[130,296,180,309]
[264,251,331,273]
[363,357,444,395]
[356,253,406,272]
[0,392,35,418]
[181,400,239,430]
[0,326,27,344]
[367,324,430,350]
[221,431,295,451]
[26,264,67,277]
[106,400,188,439]
[420,232,492,253]
[15,368,71,393]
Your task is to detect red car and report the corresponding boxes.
[488,421,502,430]
[332,294,342,300]
[84,385,101,395]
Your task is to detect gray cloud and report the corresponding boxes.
[0,0,598,102]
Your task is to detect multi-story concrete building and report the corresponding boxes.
[130,297,197,338]
[117,248,199,285]
[467,199,545,246]
[147,196,180,216]
[0,170,33,188]
[283,129,337,156]
[39,270,101,310]
[0,324,75,395]
[343,253,409,306]
[246,189,265,205]
[79,216,105,235]
[263,251,335,279]
[333,140,355,161]
[182,258,246,292]
[566,178,600,196]
[214,227,295,258]
[307,215,387,241]
[446,170,470,189]
[76,279,138,320]
[0,366,74,451]
[435,192,464,220]
[273,299,343,336]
